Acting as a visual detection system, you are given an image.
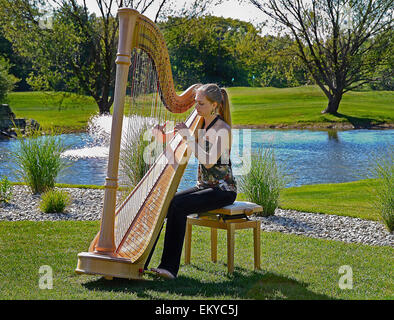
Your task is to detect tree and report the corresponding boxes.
[162,16,263,87]
[0,56,19,102]
[0,0,212,114]
[369,29,394,91]
[250,0,393,114]
[0,33,32,91]
[161,15,310,88]
[235,32,310,87]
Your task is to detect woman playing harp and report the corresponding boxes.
[147,83,237,279]
[76,9,235,281]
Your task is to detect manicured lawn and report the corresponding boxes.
[7,86,394,132]
[228,86,394,127]
[236,179,382,221]
[279,179,382,221]
[7,91,98,132]
[0,220,392,300]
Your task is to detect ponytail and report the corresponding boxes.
[219,88,232,128]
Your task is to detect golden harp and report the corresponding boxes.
[75,8,203,280]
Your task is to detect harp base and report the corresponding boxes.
[75,252,145,280]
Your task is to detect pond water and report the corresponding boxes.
[1,118,392,191]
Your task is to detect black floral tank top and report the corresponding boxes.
[196,116,237,193]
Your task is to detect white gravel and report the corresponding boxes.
[1,185,393,247]
[251,209,393,247]
[0,185,104,221]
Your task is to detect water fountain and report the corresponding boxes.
[61,113,157,159]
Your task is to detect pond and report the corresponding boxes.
[1,118,392,191]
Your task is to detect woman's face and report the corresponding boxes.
[195,91,217,117]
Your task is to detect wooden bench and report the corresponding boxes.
[184,201,263,274]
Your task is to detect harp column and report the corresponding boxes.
[95,8,139,255]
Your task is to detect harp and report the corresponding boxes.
[75,8,203,280]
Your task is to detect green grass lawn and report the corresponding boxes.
[279,179,382,221]
[236,179,382,222]
[228,86,394,127]
[0,220,392,300]
[7,86,394,132]
[7,91,98,132]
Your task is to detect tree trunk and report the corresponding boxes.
[321,92,343,114]
[97,79,115,115]
[98,100,112,115]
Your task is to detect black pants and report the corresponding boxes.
[144,186,237,277]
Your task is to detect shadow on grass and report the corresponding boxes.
[81,265,334,300]
[334,113,385,129]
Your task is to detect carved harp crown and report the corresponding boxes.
[75,8,203,280]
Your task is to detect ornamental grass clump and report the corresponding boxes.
[238,147,290,216]
[0,176,13,204]
[369,148,394,232]
[12,128,70,194]
[39,189,71,213]
[119,116,158,197]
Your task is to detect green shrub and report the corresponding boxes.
[369,148,394,232]
[0,176,13,203]
[39,189,71,213]
[238,147,290,216]
[12,128,70,194]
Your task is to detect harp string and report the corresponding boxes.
[115,48,156,247]
[114,57,175,252]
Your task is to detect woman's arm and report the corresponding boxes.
[175,123,231,169]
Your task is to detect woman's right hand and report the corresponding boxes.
[155,123,165,131]
[152,124,165,134]
[152,124,166,142]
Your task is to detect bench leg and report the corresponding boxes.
[253,221,261,270]
[184,219,192,265]
[211,228,217,263]
[226,223,235,274]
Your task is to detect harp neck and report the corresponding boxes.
[117,8,198,113]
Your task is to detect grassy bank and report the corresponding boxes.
[279,179,381,221]
[0,220,392,300]
[235,179,381,221]
[7,86,394,132]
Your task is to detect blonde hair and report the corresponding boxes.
[196,83,232,128]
